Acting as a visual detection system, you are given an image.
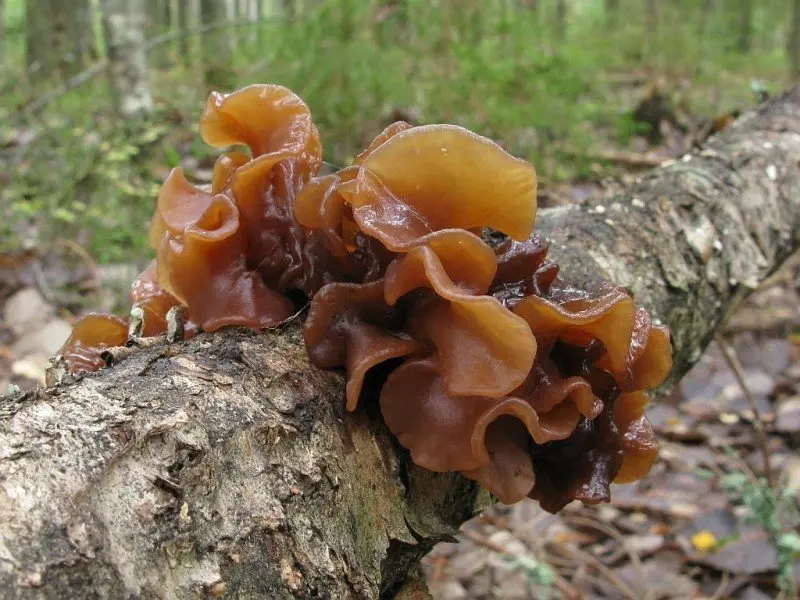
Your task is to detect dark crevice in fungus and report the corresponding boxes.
[58,83,672,512]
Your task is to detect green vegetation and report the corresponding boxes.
[0,0,794,266]
[721,470,800,597]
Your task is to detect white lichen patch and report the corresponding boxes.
[683,216,717,262]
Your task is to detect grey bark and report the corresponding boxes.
[2,87,800,599]
[101,0,154,116]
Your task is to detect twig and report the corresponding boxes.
[460,528,581,600]
[546,540,640,600]
[714,332,775,487]
[556,147,667,169]
[563,514,647,584]
[709,571,731,600]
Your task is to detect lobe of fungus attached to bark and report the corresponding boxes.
[57,83,673,512]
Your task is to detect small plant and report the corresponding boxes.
[504,554,555,599]
[720,468,800,597]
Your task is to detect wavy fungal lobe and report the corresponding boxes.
[58,84,672,511]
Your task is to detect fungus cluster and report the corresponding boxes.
[58,84,672,510]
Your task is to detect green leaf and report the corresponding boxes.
[778,532,800,554]
[54,208,77,223]
[164,145,181,169]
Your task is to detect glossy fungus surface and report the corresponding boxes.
[60,314,129,374]
[58,83,672,512]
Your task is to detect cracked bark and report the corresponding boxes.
[2,87,800,599]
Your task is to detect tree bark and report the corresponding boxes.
[101,0,154,116]
[2,87,800,599]
[25,0,90,81]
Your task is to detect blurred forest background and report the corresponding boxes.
[2,2,800,599]
[1,0,798,269]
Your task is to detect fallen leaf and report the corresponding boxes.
[775,397,800,434]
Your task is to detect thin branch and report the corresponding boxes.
[562,514,646,582]
[714,332,775,487]
[545,540,640,600]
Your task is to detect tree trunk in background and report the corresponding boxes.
[101,0,154,117]
[177,0,191,64]
[25,0,49,80]
[56,0,91,75]
[148,0,162,32]
[0,0,5,67]
[554,0,567,41]
[605,0,618,25]
[87,0,103,61]
[148,0,174,66]
[255,0,265,45]
[790,0,800,80]
[2,87,800,599]
[736,0,752,52]
[339,0,356,42]
[162,0,173,30]
[26,0,92,81]
[280,0,296,20]
[644,0,658,61]
[698,0,714,40]
[644,0,657,34]
[201,0,234,92]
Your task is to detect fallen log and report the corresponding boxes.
[1,86,799,599]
